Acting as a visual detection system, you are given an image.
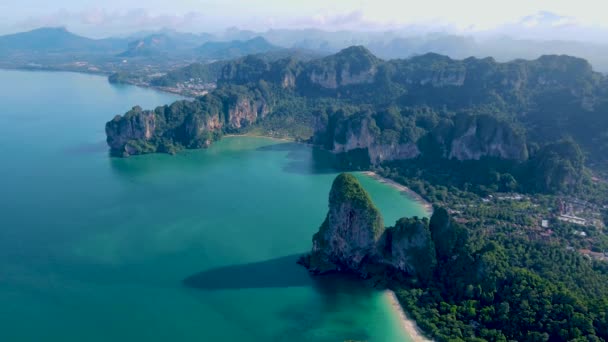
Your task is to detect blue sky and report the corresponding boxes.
[1,0,607,41]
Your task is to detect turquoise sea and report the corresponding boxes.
[0,69,427,341]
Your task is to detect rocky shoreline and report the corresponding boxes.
[299,173,449,340]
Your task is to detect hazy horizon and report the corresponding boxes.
[1,0,608,44]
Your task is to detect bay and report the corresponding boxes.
[0,69,427,341]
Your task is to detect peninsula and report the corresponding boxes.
[300,173,608,341]
[105,47,608,341]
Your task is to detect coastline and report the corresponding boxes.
[385,290,432,342]
[362,171,433,216]
[18,64,430,218]
[224,133,296,143]
[0,67,197,99]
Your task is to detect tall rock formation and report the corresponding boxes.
[306,173,384,274]
[378,217,436,282]
[446,114,528,161]
[314,110,527,164]
[301,173,439,281]
[105,88,269,156]
[305,46,381,89]
[429,207,468,262]
[105,46,605,169]
[105,106,156,155]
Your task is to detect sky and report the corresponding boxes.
[1,0,607,41]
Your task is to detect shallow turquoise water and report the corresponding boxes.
[0,70,427,341]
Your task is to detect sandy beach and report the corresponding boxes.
[385,290,433,342]
[362,171,433,216]
[364,169,434,341]
[224,133,296,143]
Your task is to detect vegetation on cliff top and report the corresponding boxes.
[330,173,384,237]
[304,173,608,342]
[107,46,606,195]
[104,45,608,340]
[329,174,377,210]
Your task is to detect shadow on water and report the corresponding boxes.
[64,141,108,155]
[183,255,378,341]
[183,253,376,300]
[255,142,337,175]
[183,254,313,289]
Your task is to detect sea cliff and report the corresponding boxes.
[105,45,600,193]
[105,87,269,156]
[300,173,439,283]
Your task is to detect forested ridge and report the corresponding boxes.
[107,47,608,341]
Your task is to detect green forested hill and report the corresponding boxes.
[107,47,608,341]
[107,46,608,195]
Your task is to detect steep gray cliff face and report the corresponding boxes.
[320,116,420,164]
[308,66,377,89]
[306,173,384,274]
[105,106,156,151]
[418,68,466,87]
[302,173,440,282]
[305,46,381,89]
[308,70,338,89]
[330,117,375,153]
[447,115,528,161]
[183,113,223,148]
[368,143,420,164]
[315,112,527,163]
[378,218,436,281]
[281,72,296,89]
[105,92,270,156]
[227,97,269,129]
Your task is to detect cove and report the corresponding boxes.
[0,69,428,341]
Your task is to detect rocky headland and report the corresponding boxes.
[298,173,453,286]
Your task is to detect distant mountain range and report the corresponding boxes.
[3,27,608,73]
[117,30,218,58]
[195,37,281,60]
[118,34,283,60]
[149,48,324,87]
[118,34,184,57]
[0,27,127,54]
[0,27,287,62]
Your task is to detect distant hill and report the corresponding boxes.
[125,28,215,46]
[151,48,325,87]
[150,60,228,86]
[0,27,127,54]
[251,28,608,72]
[196,37,282,60]
[118,31,215,58]
[118,34,180,57]
[6,27,608,74]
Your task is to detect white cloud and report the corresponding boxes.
[482,11,608,43]
[11,8,220,37]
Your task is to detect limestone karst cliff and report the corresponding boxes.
[378,217,437,282]
[106,106,157,155]
[300,173,440,282]
[105,88,269,156]
[106,45,605,179]
[305,46,381,89]
[305,173,384,274]
[313,110,527,164]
